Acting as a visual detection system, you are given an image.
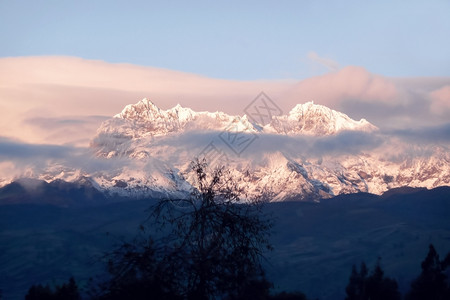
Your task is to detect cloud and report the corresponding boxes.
[0,137,131,180]
[146,129,385,161]
[0,137,85,180]
[23,115,109,146]
[0,56,292,146]
[307,51,340,71]
[1,122,447,185]
[155,124,449,165]
[430,85,450,115]
[285,66,399,106]
[385,123,450,144]
[249,131,386,159]
[283,67,450,129]
[0,136,77,161]
[1,56,449,149]
[307,131,385,156]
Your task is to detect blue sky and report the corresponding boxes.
[1,0,449,80]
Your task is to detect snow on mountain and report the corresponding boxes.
[113,98,256,135]
[105,98,375,139]
[92,98,377,157]
[92,98,257,158]
[83,98,449,201]
[266,101,377,135]
[2,98,449,202]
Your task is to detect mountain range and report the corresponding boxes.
[1,98,449,203]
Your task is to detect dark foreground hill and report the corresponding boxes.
[0,186,449,299]
[0,178,108,206]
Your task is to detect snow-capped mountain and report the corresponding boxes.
[84,98,449,201]
[265,101,376,135]
[98,98,375,141]
[92,99,376,157]
[111,99,256,136]
[3,98,449,202]
[92,99,256,159]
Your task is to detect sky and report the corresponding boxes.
[0,0,449,149]
[2,0,450,80]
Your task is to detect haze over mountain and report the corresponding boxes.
[1,98,448,203]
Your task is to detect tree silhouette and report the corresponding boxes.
[25,284,53,300]
[268,291,308,300]
[345,262,368,300]
[365,259,401,300]
[406,244,450,300]
[25,277,80,300]
[95,159,273,299]
[345,259,400,300]
[92,236,181,299]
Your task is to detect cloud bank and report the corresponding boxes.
[0,136,136,183]
[0,56,449,148]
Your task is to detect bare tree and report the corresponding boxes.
[97,159,273,300]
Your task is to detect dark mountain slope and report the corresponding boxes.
[0,187,449,299]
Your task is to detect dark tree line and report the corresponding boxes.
[345,244,450,300]
[25,277,79,300]
[345,259,401,300]
[405,244,450,300]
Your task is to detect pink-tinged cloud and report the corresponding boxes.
[0,56,288,115]
[0,56,292,145]
[0,56,449,146]
[284,66,400,108]
[430,85,450,115]
[307,51,340,71]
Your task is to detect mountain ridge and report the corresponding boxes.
[107,98,377,138]
[1,98,449,202]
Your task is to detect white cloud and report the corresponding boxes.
[307,51,340,71]
[0,56,292,145]
[430,85,450,115]
[1,56,449,147]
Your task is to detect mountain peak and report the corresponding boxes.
[114,98,162,120]
[288,101,327,116]
[168,103,197,122]
[267,101,377,135]
[103,98,378,141]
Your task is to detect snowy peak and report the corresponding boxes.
[167,104,197,123]
[114,98,198,128]
[91,98,379,161]
[288,101,336,118]
[267,101,377,135]
[115,98,163,121]
[106,98,377,139]
[109,99,203,138]
[104,98,260,139]
[92,98,379,159]
[288,101,317,115]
